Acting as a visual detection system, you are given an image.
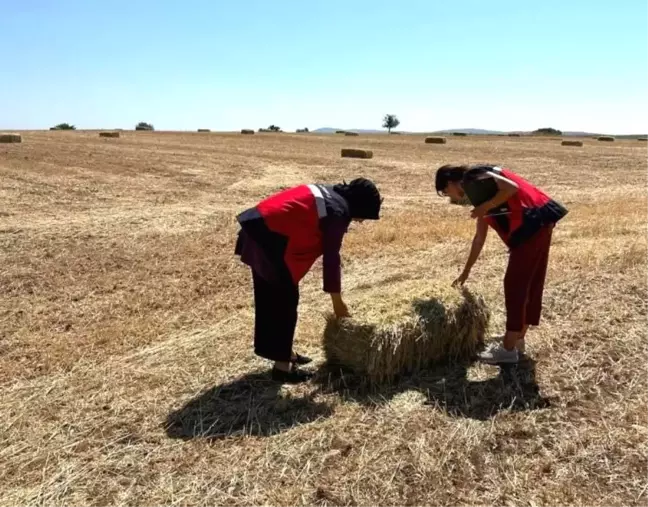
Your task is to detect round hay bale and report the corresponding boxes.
[452,132,468,136]
[425,136,446,144]
[345,132,359,136]
[323,280,489,384]
[0,133,22,143]
[197,129,211,132]
[597,136,615,142]
[341,148,373,159]
[99,132,120,138]
[561,140,583,147]
[241,129,255,135]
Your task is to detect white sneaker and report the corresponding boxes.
[478,344,519,364]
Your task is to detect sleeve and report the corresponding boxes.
[321,217,348,293]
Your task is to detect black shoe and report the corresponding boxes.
[271,367,314,384]
[291,353,313,365]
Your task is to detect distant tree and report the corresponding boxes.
[52,123,76,130]
[267,125,281,132]
[382,114,400,134]
[532,127,562,136]
[135,122,154,131]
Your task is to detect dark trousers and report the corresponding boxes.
[504,226,553,332]
[252,269,299,362]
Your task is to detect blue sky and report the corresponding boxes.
[2,0,646,133]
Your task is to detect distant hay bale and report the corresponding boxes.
[335,130,346,134]
[99,132,120,138]
[452,132,468,136]
[597,136,615,142]
[0,133,22,143]
[345,132,359,136]
[638,138,648,142]
[197,129,211,132]
[561,140,583,147]
[241,129,255,135]
[425,137,446,144]
[508,133,521,137]
[341,148,373,159]
[323,280,489,384]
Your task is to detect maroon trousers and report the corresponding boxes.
[504,226,553,332]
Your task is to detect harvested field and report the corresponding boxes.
[0,131,646,506]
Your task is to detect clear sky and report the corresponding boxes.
[2,0,646,133]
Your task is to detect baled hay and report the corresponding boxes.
[323,280,489,384]
[0,133,22,143]
[638,138,647,141]
[341,148,373,159]
[597,136,615,142]
[335,130,346,134]
[241,129,255,135]
[508,133,521,137]
[197,129,211,132]
[99,132,120,138]
[345,132,359,136]
[452,132,468,136]
[561,140,583,147]
[425,136,446,144]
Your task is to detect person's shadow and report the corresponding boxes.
[164,371,332,440]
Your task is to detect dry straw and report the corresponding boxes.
[0,133,22,143]
[323,280,489,384]
[561,140,583,147]
[341,148,373,159]
[99,132,120,138]
[425,137,446,144]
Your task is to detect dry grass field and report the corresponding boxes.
[1,131,646,506]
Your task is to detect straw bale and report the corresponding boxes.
[425,137,446,144]
[99,132,120,138]
[341,148,373,159]
[561,140,583,147]
[0,133,22,143]
[323,280,489,383]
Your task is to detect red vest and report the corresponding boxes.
[484,168,567,247]
[255,184,330,283]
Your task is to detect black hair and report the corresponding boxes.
[334,178,382,219]
[435,164,470,196]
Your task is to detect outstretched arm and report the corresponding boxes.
[453,217,489,286]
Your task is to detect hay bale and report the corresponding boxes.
[638,138,647,142]
[241,129,255,135]
[597,136,615,142]
[425,137,446,144]
[197,129,211,132]
[508,133,521,137]
[335,130,346,134]
[323,280,489,384]
[341,148,373,159]
[99,132,120,138]
[561,140,583,147]
[345,132,359,136]
[0,133,22,143]
[452,132,468,136]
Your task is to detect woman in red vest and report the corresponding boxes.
[235,178,382,383]
[435,164,567,364]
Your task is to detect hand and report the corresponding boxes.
[470,203,491,219]
[452,270,470,287]
[333,298,351,319]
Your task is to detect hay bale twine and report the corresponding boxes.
[99,132,120,138]
[241,129,255,135]
[0,133,22,143]
[197,129,211,132]
[341,148,373,159]
[345,132,359,136]
[425,136,446,144]
[323,280,489,384]
[561,140,583,147]
[597,136,615,142]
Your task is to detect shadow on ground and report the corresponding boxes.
[313,357,551,421]
[164,371,332,440]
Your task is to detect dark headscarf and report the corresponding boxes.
[333,178,382,220]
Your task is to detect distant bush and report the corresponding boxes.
[135,122,154,131]
[267,125,281,132]
[533,127,562,136]
[52,123,76,130]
